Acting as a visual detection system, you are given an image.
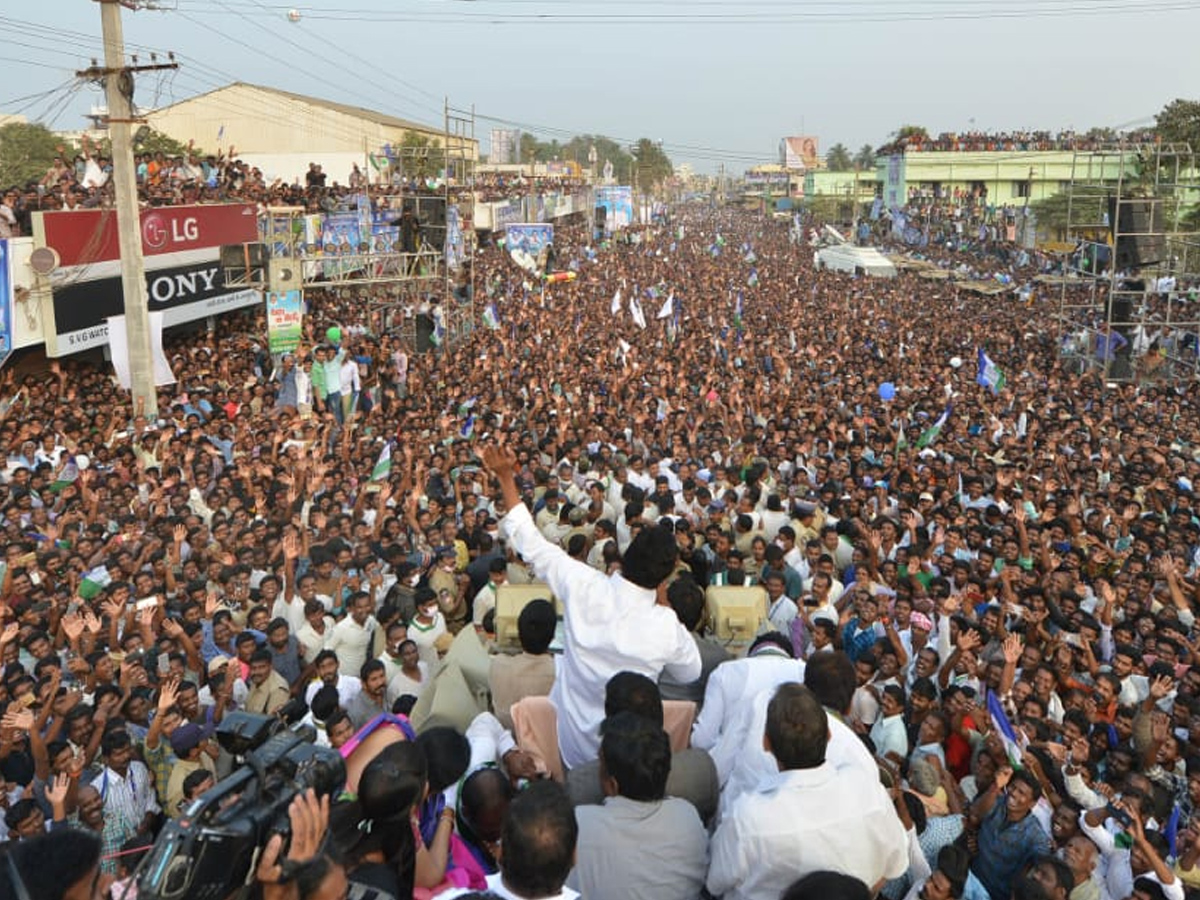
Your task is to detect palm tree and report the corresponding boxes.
[825,143,853,171]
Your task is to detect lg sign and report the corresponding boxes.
[142,213,200,250]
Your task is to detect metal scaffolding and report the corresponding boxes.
[443,99,478,349]
[1055,142,1200,386]
[248,102,477,354]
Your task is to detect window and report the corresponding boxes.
[1012,180,1032,199]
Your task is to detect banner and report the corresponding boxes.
[51,261,259,353]
[0,240,11,369]
[38,203,258,268]
[594,186,634,232]
[781,136,820,171]
[267,289,304,354]
[445,203,464,270]
[505,223,554,274]
[106,311,176,389]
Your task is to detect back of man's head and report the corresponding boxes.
[620,523,679,590]
[604,671,664,728]
[781,871,871,900]
[600,711,671,802]
[803,651,856,715]
[517,599,557,655]
[1,828,102,900]
[765,683,829,771]
[666,575,706,633]
[500,781,578,899]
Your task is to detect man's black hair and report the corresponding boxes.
[620,523,679,589]
[803,651,856,714]
[604,671,663,728]
[499,781,578,899]
[765,683,828,771]
[517,599,557,655]
[600,711,671,802]
[1,829,102,898]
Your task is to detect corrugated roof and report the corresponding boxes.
[155,82,447,136]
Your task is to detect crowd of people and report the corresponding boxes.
[876,130,1161,155]
[1,194,1200,900]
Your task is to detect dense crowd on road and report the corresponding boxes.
[876,130,1161,155]
[2,198,1200,900]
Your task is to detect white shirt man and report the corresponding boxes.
[691,642,805,787]
[500,500,699,768]
[706,684,908,900]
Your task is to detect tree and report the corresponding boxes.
[398,131,445,180]
[88,128,198,161]
[825,143,853,172]
[0,122,68,189]
[895,125,929,143]
[1029,191,1107,238]
[631,138,673,190]
[1154,99,1200,148]
[563,135,634,182]
[855,144,876,170]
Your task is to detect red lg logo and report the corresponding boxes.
[142,214,168,250]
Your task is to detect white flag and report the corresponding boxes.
[656,293,674,320]
[107,312,175,389]
[610,289,622,316]
[629,295,647,330]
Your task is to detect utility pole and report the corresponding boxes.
[80,1,176,418]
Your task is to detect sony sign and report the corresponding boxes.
[147,266,220,303]
[50,260,258,354]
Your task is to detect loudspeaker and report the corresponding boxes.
[267,258,298,293]
[423,197,446,228]
[594,207,606,230]
[220,242,268,269]
[1107,197,1166,269]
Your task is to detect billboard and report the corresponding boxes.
[594,186,634,232]
[781,136,820,171]
[884,153,907,211]
[50,261,259,353]
[39,203,258,268]
[0,240,11,368]
[36,204,262,355]
[266,290,304,355]
[490,129,521,165]
[505,223,554,274]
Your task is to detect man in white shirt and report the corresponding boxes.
[706,683,908,900]
[328,591,377,678]
[304,649,363,708]
[691,633,804,787]
[486,444,700,769]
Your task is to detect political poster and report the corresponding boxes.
[505,223,554,274]
[594,186,634,232]
[0,240,12,369]
[266,289,304,354]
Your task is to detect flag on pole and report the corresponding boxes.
[371,442,393,482]
[977,348,1006,394]
[656,292,674,320]
[630,295,647,330]
[461,414,476,440]
[733,292,744,331]
[610,288,622,316]
[986,690,1026,769]
[916,407,950,449]
[482,302,500,330]
[747,268,759,288]
[217,125,225,143]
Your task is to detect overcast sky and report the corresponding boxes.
[4,0,1199,173]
